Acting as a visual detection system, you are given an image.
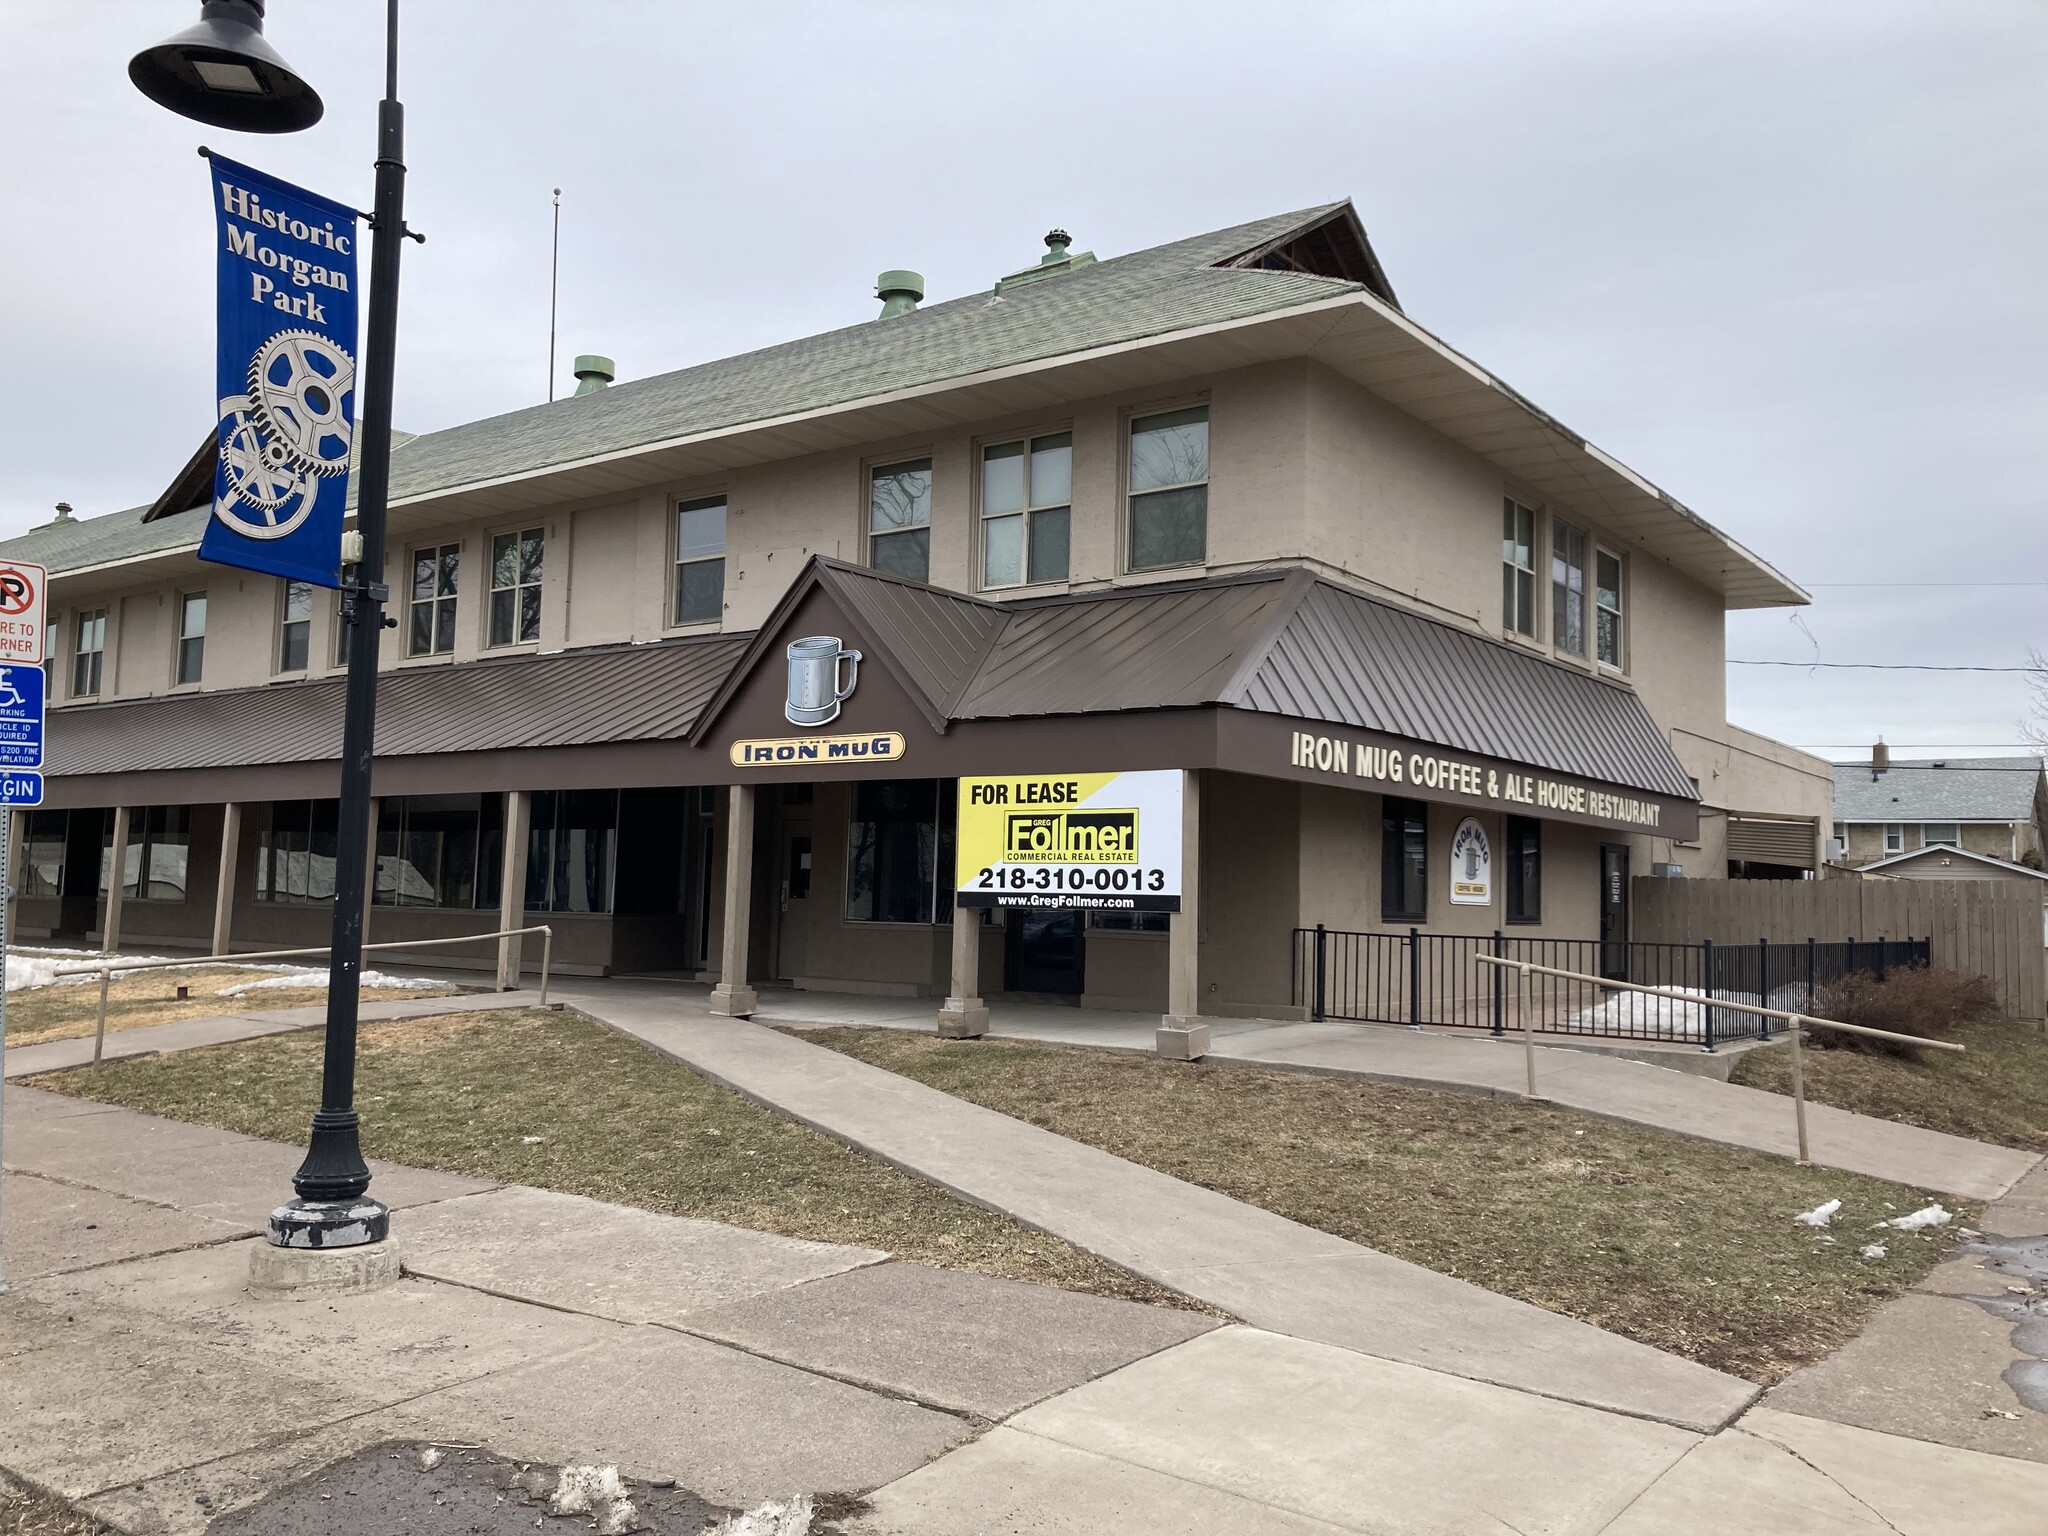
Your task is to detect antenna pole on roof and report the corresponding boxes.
[548,187,562,402]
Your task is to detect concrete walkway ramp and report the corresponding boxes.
[565,984,1759,1434]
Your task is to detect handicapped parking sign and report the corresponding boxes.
[0,663,45,770]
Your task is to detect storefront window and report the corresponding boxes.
[846,779,955,923]
[1505,816,1541,924]
[526,790,619,913]
[257,800,340,903]
[1381,797,1428,922]
[375,793,498,908]
[23,810,68,897]
[100,806,190,902]
[1089,910,1169,933]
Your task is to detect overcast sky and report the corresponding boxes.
[3,1,2042,760]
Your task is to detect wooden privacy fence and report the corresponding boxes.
[1631,877,2045,1022]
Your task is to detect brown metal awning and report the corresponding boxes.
[40,558,1701,836]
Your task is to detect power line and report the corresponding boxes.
[1803,581,2048,589]
[1793,743,2040,750]
[1729,660,2033,672]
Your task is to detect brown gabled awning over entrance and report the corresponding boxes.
[39,558,1699,837]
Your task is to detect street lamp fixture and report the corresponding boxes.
[130,0,409,1263]
[128,0,323,133]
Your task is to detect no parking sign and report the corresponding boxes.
[0,561,46,667]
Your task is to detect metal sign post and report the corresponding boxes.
[0,561,46,1295]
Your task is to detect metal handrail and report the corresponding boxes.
[52,925,554,1067]
[1472,952,1963,1165]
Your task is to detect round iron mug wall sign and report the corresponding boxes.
[785,635,862,727]
[1450,816,1493,906]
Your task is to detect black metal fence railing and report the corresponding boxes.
[1293,927,1929,1049]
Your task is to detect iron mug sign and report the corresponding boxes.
[201,154,360,590]
[785,635,861,727]
[1449,816,1492,905]
[958,770,1182,913]
[0,562,47,666]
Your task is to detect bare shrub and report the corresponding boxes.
[1810,964,2000,1055]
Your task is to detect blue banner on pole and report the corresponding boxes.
[200,154,360,591]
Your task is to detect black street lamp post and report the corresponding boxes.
[131,0,409,1251]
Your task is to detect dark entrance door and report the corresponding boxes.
[1598,843,1630,980]
[57,810,105,937]
[1006,908,1084,995]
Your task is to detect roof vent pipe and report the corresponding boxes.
[572,354,615,395]
[876,270,924,319]
[50,501,74,524]
[1872,737,1889,775]
[1040,228,1072,265]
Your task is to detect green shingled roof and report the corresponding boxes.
[2,203,1360,576]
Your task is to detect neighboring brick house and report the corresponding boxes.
[1832,747,2047,869]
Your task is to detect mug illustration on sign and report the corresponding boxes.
[785,635,862,727]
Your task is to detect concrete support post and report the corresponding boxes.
[101,806,131,955]
[1157,768,1208,1060]
[937,903,989,1038]
[708,783,759,1018]
[496,790,531,990]
[211,802,243,957]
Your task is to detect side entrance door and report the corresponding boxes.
[773,823,812,982]
[1006,908,1085,996]
[1598,843,1630,980]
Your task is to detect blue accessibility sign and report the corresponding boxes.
[0,663,45,770]
[0,771,41,807]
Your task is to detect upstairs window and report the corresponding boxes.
[868,459,932,581]
[1501,499,1536,637]
[1128,406,1208,570]
[1922,823,1961,848]
[1594,549,1624,669]
[176,592,207,684]
[1551,519,1587,657]
[489,528,543,646]
[72,608,105,697]
[409,543,459,656]
[278,580,312,672]
[1883,823,1903,854]
[981,433,1072,588]
[674,497,727,624]
[1381,797,1428,923]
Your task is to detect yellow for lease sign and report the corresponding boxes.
[956,770,1182,913]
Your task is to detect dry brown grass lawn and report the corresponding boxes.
[3,966,454,1048]
[36,1008,1196,1313]
[799,1027,1976,1384]
[1730,1020,2048,1154]
[0,1473,110,1536]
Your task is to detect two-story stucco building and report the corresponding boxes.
[2,202,1833,1029]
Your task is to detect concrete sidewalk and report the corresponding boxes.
[747,986,2041,1201]
[564,979,1761,1434]
[3,988,542,1079]
[0,1083,1212,1532]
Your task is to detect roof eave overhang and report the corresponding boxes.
[48,293,1807,611]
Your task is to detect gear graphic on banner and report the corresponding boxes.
[248,330,356,475]
[213,332,356,542]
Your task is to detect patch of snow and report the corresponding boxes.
[418,1447,443,1471]
[1861,1244,1888,1260]
[6,950,174,992]
[1793,1199,1842,1228]
[1881,1203,1953,1231]
[215,966,439,996]
[549,1465,639,1535]
[521,1136,544,1145]
[710,1496,816,1536]
[1563,981,1810,1041]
